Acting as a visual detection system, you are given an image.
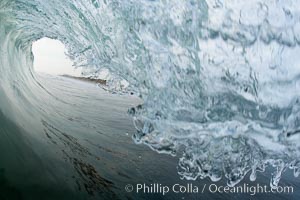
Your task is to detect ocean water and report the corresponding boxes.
[0,75,298,200]
[1,0,300,199]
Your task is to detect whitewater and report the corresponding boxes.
[1,0,300,199]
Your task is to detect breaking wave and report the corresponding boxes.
[1,0,300,188]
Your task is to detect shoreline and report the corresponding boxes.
[61,74,107,85]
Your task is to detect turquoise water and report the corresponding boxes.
[0,75,225,199]
[0,75,298,199]
[0,75,172,199]
[1,0,300,198]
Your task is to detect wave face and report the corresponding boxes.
[1,0,300,187]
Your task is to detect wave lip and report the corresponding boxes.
[1,0,300,188]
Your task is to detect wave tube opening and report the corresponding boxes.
[32,37,81,76]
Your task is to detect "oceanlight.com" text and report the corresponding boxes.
[124,183,294,196]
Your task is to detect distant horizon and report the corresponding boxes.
[32,37,82,76]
